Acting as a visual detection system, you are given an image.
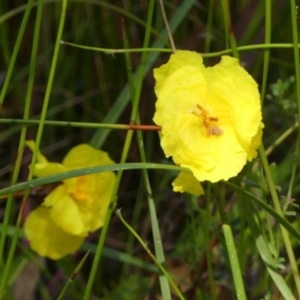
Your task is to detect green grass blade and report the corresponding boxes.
[0,0,33,106]
[260,0,271,105]
[259,144,300,297]
[237,185,296,300]
[226,181,300,243]
[90,0,196,148]
[222,225,247,300]
[56,251,90,300]
[0,163,185,196]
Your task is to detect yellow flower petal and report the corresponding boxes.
[61,145,116,232]
[33,162,66,178]
[76,171,116,232]
[247,122,264,160]
[26,140,66,177]
[26,140,48,163]
[43,185,86,236]
[24,207,84,260]
[161,113,247,182]
[62,144,116,198]
[154,51,205,100]
[26,142,116,237]
[154,52,207,126]
[172,171,204,196]
[205,56,262,154]
[153,51,263,182]
[63,144,115,169]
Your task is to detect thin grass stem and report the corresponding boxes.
[260,0,271,105]
[83,1,156,298]
[0,118,161,131]
[0,0,33,106]
[116,210,185,300]
[56,251,90,300]
[220,0,238,58]
[0,0,42,295]
[158,0,176,52]
[62,41,300,57]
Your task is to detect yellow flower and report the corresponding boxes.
[153,51,263,184]
[24,141,116,259]
[172,171,204,196]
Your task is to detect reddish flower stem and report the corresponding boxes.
[128,124,161,131]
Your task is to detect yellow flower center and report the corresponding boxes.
[193,104,223,136]
[71,176,89,201]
